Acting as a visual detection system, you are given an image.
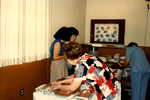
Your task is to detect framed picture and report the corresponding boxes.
[90,19,125,44]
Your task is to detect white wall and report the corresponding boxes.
[51,0,86,43]
[51,0,150,46]
[85,0,150,46]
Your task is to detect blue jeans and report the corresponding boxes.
[131,71,150,100]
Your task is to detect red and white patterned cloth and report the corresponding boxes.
[73,53,121,100]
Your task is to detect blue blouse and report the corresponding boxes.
[50,39,65,59]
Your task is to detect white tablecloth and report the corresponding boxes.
[33,84,97,100]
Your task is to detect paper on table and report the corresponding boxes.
[108,59,119,63]
[35,84,54,96]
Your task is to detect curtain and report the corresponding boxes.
[0,0,51,67]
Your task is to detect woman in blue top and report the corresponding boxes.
[50,27,69,83]
[50,26,79,83]
[117,42,150,100]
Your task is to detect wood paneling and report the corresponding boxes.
[140,46,150,60]
[98,47,126,57]
[0,58,50,100]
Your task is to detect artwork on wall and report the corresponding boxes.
[91,19,125,44]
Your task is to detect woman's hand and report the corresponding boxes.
[117,58,129,68]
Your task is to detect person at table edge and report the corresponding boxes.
[117,42,150,100]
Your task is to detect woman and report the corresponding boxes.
[50,27,79,82]
[50,27,69,83]
[51,42,121,100]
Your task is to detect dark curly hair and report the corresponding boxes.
[62,42,83,60]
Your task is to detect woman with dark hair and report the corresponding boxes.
[117,42,150,100]
[51,42,121,100]
[50,27,79,82]
[50,27,69,83]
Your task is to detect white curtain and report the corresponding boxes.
[0,0,52,67]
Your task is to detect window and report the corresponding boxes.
[0,0,51,67]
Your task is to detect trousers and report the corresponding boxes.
[131,71,150,100]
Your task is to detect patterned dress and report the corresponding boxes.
[73,53,121,100]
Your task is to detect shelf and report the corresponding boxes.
[81,43,126,49]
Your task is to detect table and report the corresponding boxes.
[33,69,124,100]
[33,84,97,100]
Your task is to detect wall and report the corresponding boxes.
[85,0,150,46]
[0,59,50,100]
[51,0,86,43]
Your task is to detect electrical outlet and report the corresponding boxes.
[20,88,24,96]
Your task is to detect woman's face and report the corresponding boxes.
[70,35,77,42]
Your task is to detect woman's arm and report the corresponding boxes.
[53,42,65,60]
[60,80,82,92]
[117,58,129,68]
[51,79,82,92]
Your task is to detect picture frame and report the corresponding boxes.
[90,19,125,44]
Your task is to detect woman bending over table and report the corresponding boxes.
[51,42,121,100]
